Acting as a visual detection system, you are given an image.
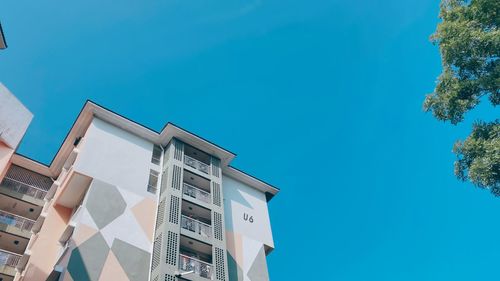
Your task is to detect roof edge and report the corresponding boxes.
[223,166,280,200]
[11,153,51,177]
[20,99,277,195]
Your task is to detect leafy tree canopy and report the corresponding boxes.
[425,0,499,195]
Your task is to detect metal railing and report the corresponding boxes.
[179,254,213,279]
[184,155,210,174]
[183,183,211,204]
[0,209,35,232]
[181,215,212,238]
[0,249,22,268]
[1,177,47,200]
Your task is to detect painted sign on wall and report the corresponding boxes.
[223,175,274,281]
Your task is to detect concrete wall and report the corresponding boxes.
[62,117,158,281]
[24,117,159,281]
[0,83,33,149]
[61,178,155,281]
[0,83,32,181]
[222,175,274,281]
[0,142,14,181]
[20,173,74,281]
[73,117,156,200]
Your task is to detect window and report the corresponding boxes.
[152,145,162,165]
[148,169,160,194]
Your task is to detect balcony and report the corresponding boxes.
[180,200,212,243]
[0,165,52,206]
[45,166,70,201]
[0,249,21,277]
[32,198,52,234]
[179,254,213,280]
[184,155,210,175]
[55,239,71,269]
[179,235,213,280]
[183,144,211,175]
[183,183,211,204]
[182,170,211,208]
[0,178,47,205]
[59,201,84,245]
[181,215,212,239]
[0,210,35,239]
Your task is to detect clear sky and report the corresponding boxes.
[1,0,499,280]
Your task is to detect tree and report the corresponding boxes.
[424,0,499,195]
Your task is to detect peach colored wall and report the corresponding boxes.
[18,171,74,281]
[0,142,14,181]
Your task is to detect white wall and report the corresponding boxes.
[222,175,274,249]
[73,118,155,199]
[0,83,33,149]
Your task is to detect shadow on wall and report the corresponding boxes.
[53,204,73,225]
[223,179,254,232]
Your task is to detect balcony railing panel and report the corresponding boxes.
[0,210,35,232]
[0,249,21,268]
[4,165,52,191]
[181,215,212,238]
[1,177,47,200]
[179,254,213,279]
[183,183,211,204]
[184,155,210,174]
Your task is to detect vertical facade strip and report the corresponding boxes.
[210,155,229,281]
[152,139,185,281]
[152,139,229,281]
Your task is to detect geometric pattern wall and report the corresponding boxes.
[226,233,270,281]
[61,179,156,281]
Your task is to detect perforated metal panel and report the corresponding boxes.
[166,231,178,266]
[168,196,180,225]
[160,168,168,195]
[173,139,183,161]
[215,247,226,281]
[152,233,162,272]
[171,165,182,190]
[211,157,220,178]
[212,182,221,207]
[153,139,231,280]
[214,212,223,241]
[4,164,53,191]
[163,144,171,168]
[156,199,166,230]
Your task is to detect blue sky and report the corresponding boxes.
[1,0,499,280]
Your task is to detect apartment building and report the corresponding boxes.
[0,84,279,281]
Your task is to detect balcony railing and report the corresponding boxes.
[179,254,213,279]
[0,249,22,268]
[181,215,212,238]
[184,155,210,174]
[183,183,211,204]
[1,177,47,200]
[0,210,35,232]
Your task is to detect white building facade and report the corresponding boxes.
[0,85,278,281]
